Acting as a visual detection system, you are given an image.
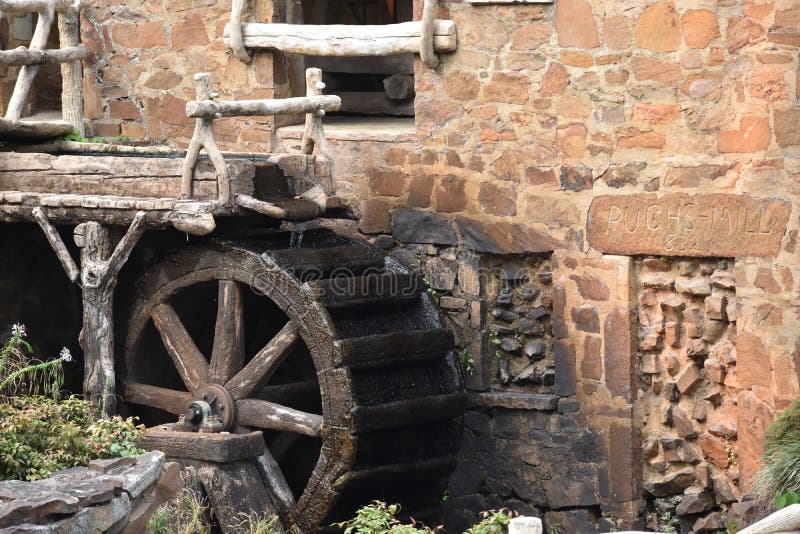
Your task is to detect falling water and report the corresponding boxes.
[290,222,305,248]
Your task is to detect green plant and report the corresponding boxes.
[60,128,109,144]
[333,501,439,534]
[0,395,145,481]
[229,512,300,534]
[147,488,211,534]
[489,332,505,360]
[755,397,800,507]
[464,509,514,534]
[658,511,679,533]
[548,525,563,534]
[775,490,800,509]
[0,324,69,398]
[459,347,475,375]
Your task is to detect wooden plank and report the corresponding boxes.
[139,427,265,462]
[306,55,413,75]
[0,117,72,139]
[150,303,209,392]
[351,392,466,433]
[209,281,246,385]
[125,383,192,416]
[236,399,323,437]
[226,322,300,401]
[196,461,284,533]
[224,20,457,56]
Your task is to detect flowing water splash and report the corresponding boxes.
[290,222,306,248]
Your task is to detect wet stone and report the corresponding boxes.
[525,340,547,358]
[676,492,716,516]
[644,467,696,497]
[492,308,519,322]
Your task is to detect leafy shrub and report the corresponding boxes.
[755,397,800,507]
[0,395,145,481]
[463,510,514,534]
[333,501,440,534]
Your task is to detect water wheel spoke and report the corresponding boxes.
[209,280,246,384]
[150,302,209,391]
[236,398,322,437]
[269,431,301,464]
[225,321,300,400]
[125,382,192,415]
[255,446,296,514]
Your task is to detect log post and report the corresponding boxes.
[181,73,231,205]
[229,0,251,63]
[300,68,334,195]
[32,208,146,416]
[5,0,54,121]
[420,0,439,68]
[58,0,84,135]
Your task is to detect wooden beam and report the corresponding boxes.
[236,399,323,437]
[58,5,84,135]
[0,44,86,66]
[125,383,192,416]
[139,427,266,463]
[186,95,341,119]
[150,302,209,392]
[223,20,457,56]
[338,91,413,116]
[0,0,77,14]
[229,0,251,63]
[208,280,246,385]
[0,117,73,139]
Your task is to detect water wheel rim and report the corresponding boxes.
[120,242,350,531]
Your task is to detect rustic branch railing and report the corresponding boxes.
[222,0,454,66]
[0,0,85,137]
[181,68,341,209]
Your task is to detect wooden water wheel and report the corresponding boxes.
[118,229,464,532]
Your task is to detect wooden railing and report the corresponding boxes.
[0,0,86,138]
[181,68,341,210]
[224,0,452,68]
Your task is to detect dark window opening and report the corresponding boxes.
[300,0,415,117]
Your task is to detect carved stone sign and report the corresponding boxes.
[587,194,791,258]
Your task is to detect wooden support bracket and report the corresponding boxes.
[32,207,146,416]
[229,0,251,63]
[181,73,232,205]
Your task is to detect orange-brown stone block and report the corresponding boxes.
[555,0,600,49]
[717,115,771,153]
[635,2,682,52]
[681,9,721,48]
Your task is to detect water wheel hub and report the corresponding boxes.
[183,383,236,432]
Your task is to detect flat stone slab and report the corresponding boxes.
[587,193,791,258]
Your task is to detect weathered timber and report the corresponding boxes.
[383,73,415,100]
[196,461,283,533]
[223,20,457,56]
[0,117,72,139]
[120,240,464,532]
[308,55,414,75]
[255,448,295,514]
[125,383,192,415]
[150,302,210,392]
[339,91,414,116]
[182,73,231,204]
[139,427,265,463]
[301,69,332,194]
[351,392,466,433]
[225,321,300,400]
[186,95,341,119]
[209,281,246,385]
[32,209,145,415]
[738,504,800,534]
[420,0,439,68]
[0,0,78,14]
[333,328,454,368]
[5,1,54,122]
[0,152,256,200]
[236,399,323,437]
[0,44,86,65]
[306,272,423,307]
[58,4,84,135]
[0,193,218,235]
[229,0,251,63]
[235,194,288,219]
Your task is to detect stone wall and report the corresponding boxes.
[0,452,182,533]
